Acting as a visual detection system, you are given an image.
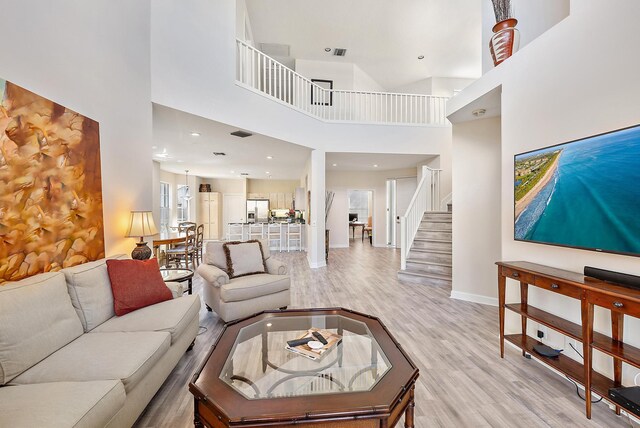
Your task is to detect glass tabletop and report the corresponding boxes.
[219,314,392,400]
[159,268,193,282]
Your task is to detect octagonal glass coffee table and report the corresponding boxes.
[190,308,419,427]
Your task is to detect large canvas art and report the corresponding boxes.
[0,79,104,284]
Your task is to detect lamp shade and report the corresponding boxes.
[125,211,159,238]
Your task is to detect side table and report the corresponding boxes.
[160,268,194,295]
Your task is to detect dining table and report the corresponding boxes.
[152,232,186,262]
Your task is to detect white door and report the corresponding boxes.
[223,194,246,239]
[395,177,418,248]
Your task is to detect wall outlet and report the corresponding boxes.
[536,325,547,341]
[537,330,544,339]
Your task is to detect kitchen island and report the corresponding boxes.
[226,222,305,252]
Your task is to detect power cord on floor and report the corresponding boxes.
[565,342,603,404]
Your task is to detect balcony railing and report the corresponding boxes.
[236,39,449,126]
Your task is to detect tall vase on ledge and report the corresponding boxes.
[489,0,519,66]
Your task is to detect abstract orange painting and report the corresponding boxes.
[0,79,104,284]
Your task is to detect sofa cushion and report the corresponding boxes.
[106,258,173,316]
[223,241,267,278]
[220,274,290,303]
[11,331,170,393]
[0,272,84,385]
[92,295,200,345]
[61,254,128,332]
[0,380,125,428]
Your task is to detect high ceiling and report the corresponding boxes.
[152,105,311,180]
[245,0,482,90]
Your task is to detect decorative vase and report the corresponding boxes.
[489,18,520,66]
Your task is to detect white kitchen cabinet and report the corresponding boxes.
[198,192,220,240]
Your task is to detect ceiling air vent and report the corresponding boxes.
[213,152,226,156]
[333,48,347,57]
[240,172,250,176]
[230,130,252,138]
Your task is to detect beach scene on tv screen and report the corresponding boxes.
[514,125,640,255]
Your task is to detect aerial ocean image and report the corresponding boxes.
[514,125,640,255]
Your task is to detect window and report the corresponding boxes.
[160,182,170,233]
[177,184,190,222]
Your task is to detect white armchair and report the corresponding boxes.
[197,239,290,322]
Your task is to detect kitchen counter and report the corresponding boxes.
[226,223,305,251]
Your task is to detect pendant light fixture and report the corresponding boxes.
[184,169,193,201]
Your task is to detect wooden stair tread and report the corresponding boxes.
[406,259,452,268]
[409,248,451,255]
[397,270,451,280]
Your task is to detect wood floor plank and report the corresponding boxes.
[134,242,634,427]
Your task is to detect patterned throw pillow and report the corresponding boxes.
[222,240,267,279]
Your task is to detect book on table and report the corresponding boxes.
[285,328,342,361]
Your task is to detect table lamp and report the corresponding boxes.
[125,211,159,260]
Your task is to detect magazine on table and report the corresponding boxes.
[285,328,342,361]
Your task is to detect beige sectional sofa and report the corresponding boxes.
[0,256,201,428]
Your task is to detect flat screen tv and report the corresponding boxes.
[514,124,640,257]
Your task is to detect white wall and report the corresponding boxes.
[236,0,254,43]
[326,168,417,248]
[0,0,152,257]
[451,117,502,304]
[353,65,386,92]
[452,0,640,379]
[482,0,570,73]
[391,77,475,97]
[295,60,354,90]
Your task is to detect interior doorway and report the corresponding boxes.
[386,177,418,248]
[348,190,373,242]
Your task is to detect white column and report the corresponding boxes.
[307,149,326,268]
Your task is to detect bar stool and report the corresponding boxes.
[249,223,265,240]
[267,223,282,252]
[287,223,302,252]
[227,224,244,241]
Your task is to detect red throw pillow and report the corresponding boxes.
[106,258,173,316]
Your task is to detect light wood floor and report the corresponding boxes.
[134,242,635,427]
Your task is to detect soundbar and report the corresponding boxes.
[609,386,640,417]
[584,266,640,291]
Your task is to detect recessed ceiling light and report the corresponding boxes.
[324,48,331,52]
[418,55,424,60]
[213,152,226,156]
[373,164,379,168]
[332,163,338,167]
[155,153,168,158]
[265,171,270,174]
[152,145,158,149]
[266,156,273,159]
[190,132,200,137]
[230,170,235,174]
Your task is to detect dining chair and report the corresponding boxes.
[363,216,373,243]
[166,225,197,269]
[196,224,204,264]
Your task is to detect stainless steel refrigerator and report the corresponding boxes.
[246,199,270,223]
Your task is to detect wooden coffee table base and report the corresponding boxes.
[193,383,415,428]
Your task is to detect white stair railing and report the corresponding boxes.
[236,39,449,126]
[400,166,442,270]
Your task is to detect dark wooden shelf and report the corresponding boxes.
[505,304,582,341]
[592,335,640,369]
[505,334,614,398]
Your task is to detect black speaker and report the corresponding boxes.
[584,266,640,291]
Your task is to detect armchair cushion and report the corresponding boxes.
[220,274,290,303]
[265,258,288,275]
[197,264,230,288]
[223,240,267,279]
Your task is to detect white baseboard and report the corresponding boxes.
[306,255,327,269]
[450,290,498,306]
[329,244,349,249]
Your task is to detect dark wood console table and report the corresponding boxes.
[497,261,640,419]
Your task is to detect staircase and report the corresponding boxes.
[397,211,452,286]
